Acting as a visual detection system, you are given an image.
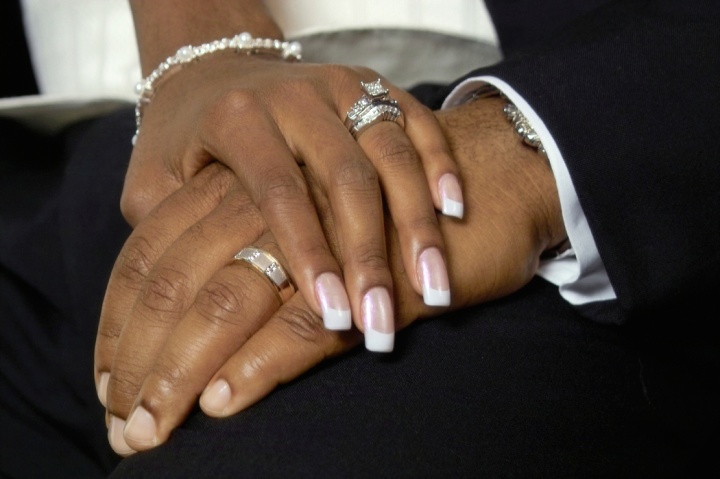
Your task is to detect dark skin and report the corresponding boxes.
[100,1,475,455]
[124,0,464,345]
[95,95,567,455]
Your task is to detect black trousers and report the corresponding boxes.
[0,110,132,477]
[1,107,717,479]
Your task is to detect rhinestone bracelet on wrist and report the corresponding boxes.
[467,85,568,257]
[466,85,546,156]
[132,32,302,145]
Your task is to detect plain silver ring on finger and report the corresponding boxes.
[234,246,295,304]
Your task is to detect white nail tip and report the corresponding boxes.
[423,287,451,307]
[442,198,464,218]
[323,308,352,330]
[364,328,394,352]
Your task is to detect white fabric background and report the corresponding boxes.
[19,0,496,99]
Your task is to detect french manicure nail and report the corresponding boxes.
[316,272,352,330]
[200,379,231,416]
[97,372,110,407]
[108,415,135,456]
[439,173,464,219]
[418,247,451,306]
[362,287,394,352]
[124,406,158,447]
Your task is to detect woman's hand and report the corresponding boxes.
[95,96,566,456]
[124,52,463,347]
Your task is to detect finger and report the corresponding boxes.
[356,119,451,308]
[262,73,400,350]
[197,168,442,420]
[199,292,362,418]
[199,93,350,332]
[121,234,289,451]
[105,185,265,420]
[394,88,465,219]
[100,164,235,457]
[289,112,396,351]
[329,75,451,308]
[95,162,233,408]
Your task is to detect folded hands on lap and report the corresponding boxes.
[95,70,566,455]
[123,55,463,340]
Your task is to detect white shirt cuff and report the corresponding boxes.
[443,76,617,305]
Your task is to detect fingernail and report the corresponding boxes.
[124,406,158,448]
[439,173,464,218]
[362,287,394,352]
[316,272,352,330]
[97,372,110,407]
[418,247,451,306]
[108,415,135,456]
[200,379,231,416]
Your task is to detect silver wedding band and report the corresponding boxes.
[234,246,295,304]
[344,79,404,139]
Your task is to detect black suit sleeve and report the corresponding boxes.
[451,0,720,322]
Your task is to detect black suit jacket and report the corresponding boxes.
[448,0,720,324]
[0,0,38,97]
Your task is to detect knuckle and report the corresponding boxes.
[148,350,194,402]
[258,169,309,209]
[120,188,153,227]
[138,265,193,315]
[116,236,157,285]
[274,304,325,343]
[96,318,124,343]
[332,161,379,192]
[185,221,206,241]
[107,365,145,415]
[208,88,262,123]
[366,133,418,172]
[193,278,248,328]
[227,193,263,224]
[237,343,277,381]
[187,163,236,208]
[352,239,388,272]
[293,240,330,265]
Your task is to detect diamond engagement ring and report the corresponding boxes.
[344,79,404,139]
[234,246,295,304]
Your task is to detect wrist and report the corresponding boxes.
[130,0,284,75]
[431,97,566,303]
[461,94,566,257]
[131,32,301,146]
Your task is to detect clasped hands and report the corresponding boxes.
[93,54,565,456]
